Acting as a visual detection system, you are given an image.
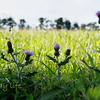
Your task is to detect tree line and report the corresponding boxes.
[0,17,99,30]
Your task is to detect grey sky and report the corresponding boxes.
[0,0,100,26]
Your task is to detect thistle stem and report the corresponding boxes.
[11,53,21,83]
[56,56,60,80]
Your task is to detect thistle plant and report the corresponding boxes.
[1,41,36,83]
[46,43,72,80]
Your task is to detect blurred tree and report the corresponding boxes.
[26,25,31,29]
[72,22,79,30]
[80,22,98,30]
[19,19,26,29]
[38,17,46,29]
[64,20,71,30]
[81,24,86,30]
[45,19,52,29]
[7,17,16,27]
[1,18,7,26]
[87,22,96,30]
[50,23,55,29]
[55,17,64,29]
[0,17,16,28]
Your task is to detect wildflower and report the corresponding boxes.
[24,50,34,61]
[7,41,13,53]
[54,43,60,57]
[96,11,100,24]
[65,49,71,56]
[54,43,60,51]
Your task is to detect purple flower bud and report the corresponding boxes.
[96,11,100,17]
[54,43,60,51]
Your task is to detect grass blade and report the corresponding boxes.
[91,49,100,53]
[40,61,55,75]
[87,53,95,68]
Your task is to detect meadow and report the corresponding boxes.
[0,29,100,100]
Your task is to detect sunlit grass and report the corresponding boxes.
[0,29,100,99]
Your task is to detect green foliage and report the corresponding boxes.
[0,29,100,99]
[46,55,58,63]
[58,56,72,66]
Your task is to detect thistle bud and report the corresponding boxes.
[54,43,60,51]
[7,41,13,53]
[7,41,12,48]
[8,48,13,54]
[65,49,71,56]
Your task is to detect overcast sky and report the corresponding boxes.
[0,0,100,26]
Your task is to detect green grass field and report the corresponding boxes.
[0,29,100,100]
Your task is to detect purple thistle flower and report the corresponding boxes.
[24,50,34,56]
[24,50,34,61]
[96,11,100,17]
[54,43,60,51]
